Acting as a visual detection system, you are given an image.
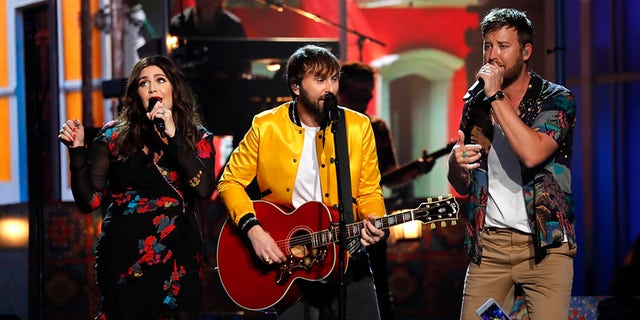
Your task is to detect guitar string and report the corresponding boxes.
[269,201,455,251]
[271,221,365,249]
[270,203,451,249]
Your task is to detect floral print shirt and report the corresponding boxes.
[459,70,577,264]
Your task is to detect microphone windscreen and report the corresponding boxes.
[324,93,337,109]
[148,98,160,112]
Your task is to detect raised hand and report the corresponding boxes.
[58,119,85,148]
[452,130,482,170]
[146,100,176,139]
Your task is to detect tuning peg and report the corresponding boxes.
[440,221,447,228]
[451,220,457,226]
[438,195,443,200]
[430,223,436,229]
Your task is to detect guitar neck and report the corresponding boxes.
[350,209,419,234]
[380,142,455,185]
[312,196,458,246]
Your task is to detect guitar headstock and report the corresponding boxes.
[413,195,459,229]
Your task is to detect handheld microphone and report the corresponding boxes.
[462,78,484,101]
[148,98,166,138]
[324,93,339,121]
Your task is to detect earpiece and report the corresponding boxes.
[523,48,529,55]
[292,84,299,90]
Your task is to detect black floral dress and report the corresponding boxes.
[68,120,216,319]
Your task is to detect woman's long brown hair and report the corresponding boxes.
[116,55,204,158]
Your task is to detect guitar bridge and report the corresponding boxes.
[275,246,328,285]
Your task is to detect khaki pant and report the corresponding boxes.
[460,228,576,320]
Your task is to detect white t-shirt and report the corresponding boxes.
[292,123,322,208]
[485,124,532,234]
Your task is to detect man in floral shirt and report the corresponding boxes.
[447,8,577,319]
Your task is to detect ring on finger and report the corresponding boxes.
[462,151,468,157]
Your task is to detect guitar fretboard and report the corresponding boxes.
[309,197,458,247]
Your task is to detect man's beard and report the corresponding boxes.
[298,86,327,120]
[501,57,525,89]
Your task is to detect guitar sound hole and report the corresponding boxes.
[289,230,312,258]
[290,244,310,258]
[286,230,327,269]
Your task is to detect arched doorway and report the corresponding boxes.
[371,49,463,199]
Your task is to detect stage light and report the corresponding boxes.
[166,35,179,51]
[0,217,29,248]
[266,62,281,72]
[390,219,422,241]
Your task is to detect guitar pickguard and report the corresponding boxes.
[276,234,329,285]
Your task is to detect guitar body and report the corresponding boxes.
[216,201,347,311]
[216,196,460,312]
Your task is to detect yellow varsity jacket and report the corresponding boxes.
[218,101,386,226]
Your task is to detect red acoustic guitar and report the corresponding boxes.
[216,196,459,311]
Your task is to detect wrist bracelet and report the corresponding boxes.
[240,215,261,234]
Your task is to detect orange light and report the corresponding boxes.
[390,220,422,242]
[0,217,29,248]
[166,35,179,51]
[266,62,281,72]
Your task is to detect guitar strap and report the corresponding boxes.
[328,104,360,255]
[327,95,357,320]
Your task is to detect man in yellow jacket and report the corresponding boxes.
[218,44,387,319]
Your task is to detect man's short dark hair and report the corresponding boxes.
[286,44,341,97]
[481,8,534,48]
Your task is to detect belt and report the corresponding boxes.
[483,227,531,235]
